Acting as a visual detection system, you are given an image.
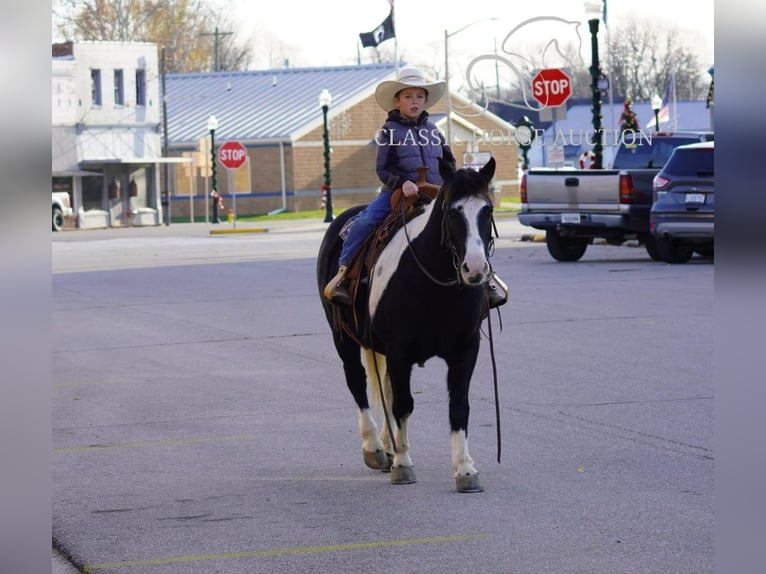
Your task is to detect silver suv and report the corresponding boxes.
[650,141,714,263]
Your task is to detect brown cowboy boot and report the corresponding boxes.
[323,265,352,306]
[486,271,509,309]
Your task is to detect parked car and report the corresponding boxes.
[650,141,714,263]
[52,191,73,231]
[518,131,713,262]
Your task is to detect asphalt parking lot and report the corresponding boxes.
[52,217,713,573]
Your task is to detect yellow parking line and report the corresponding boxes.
[54,435,253,454]
[83,533,491,572]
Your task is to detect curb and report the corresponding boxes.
[209,227,269,236]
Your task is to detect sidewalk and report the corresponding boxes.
[51,213,543,243]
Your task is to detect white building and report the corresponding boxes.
[52,41,187,228]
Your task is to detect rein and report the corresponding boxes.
[398,194,504,463]
[401,208,461,287]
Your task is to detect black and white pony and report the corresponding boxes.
[316,157,497,493]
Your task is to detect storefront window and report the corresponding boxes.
[82,176,104,211]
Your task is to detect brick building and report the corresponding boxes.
[165,64,520,220]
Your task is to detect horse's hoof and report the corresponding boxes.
[456,474,483,493]
[390,465,416,484]
[363,449,392,471]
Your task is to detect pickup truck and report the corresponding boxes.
[52,191,73,231]
[518,132,714,261]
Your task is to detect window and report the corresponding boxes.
[91,69,102,106]
[135,69,146,106]
[114,69,124,105]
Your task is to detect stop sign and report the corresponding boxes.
[218,141,248,170]
[531,68,572,107]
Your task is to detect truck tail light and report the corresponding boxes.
[619,173,634,204]
[520,173,527,203]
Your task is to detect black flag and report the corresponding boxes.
[359,11,395,48]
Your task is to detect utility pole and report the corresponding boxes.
[200,27,233,71]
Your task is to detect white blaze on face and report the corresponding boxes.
[456,195,491,285]
[367,196,490,320]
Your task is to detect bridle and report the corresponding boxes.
[400,192,496,288]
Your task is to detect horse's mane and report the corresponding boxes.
[439,166,494,207]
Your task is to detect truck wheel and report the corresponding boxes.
[546,230,588,262]
[656,236,693,263]
[52,206,64,232]
[642,234,663,261]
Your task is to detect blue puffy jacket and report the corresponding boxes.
[374,110,456,193]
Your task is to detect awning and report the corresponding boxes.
[52,170,104,177]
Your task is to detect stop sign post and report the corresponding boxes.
[531,68,572,107]
[218,141,247,227]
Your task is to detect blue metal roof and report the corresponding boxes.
[164,63,398,147]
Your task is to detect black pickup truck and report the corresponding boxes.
[518,132,714,261]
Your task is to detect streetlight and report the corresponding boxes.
[651,94,663,131]
[319,89,333,223]
[584,0,604,169]
[514,116,536,171]
[444,18,498,149]
[207,114,220,223]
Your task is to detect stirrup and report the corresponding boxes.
[324,266,352,306]
[487,274,509,309]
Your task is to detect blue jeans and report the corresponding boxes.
[339,191,393,266]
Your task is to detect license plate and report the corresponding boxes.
[685,193,705,204]
[561,213,581,224]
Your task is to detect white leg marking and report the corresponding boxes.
[393,417,412,468]
[358,408,384,454]
[361,348,393,454]
[451,430,478,477]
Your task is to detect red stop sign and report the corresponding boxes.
[531,68,572,107]
[218,141,248,170]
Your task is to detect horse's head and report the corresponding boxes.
[437,157,496,286]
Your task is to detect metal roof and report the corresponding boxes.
[165,63,398,147]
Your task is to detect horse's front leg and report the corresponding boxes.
[447,343,483,493]
[386,355,416,485]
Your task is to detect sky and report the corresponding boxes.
[223,0,714,80]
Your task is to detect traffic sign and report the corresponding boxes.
[218,141,248,170]
[531,68,572,107]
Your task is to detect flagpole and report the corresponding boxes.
[392,3,399,71]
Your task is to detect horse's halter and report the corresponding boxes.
[401,192,495,288]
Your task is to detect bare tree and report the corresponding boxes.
[435,15,710,105]
[52,0,252,73]
[607,16,708,101]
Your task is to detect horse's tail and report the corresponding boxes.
[361,348,388,414]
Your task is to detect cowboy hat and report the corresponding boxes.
[374,67,447,111]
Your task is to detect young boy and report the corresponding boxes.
[323,67,508,309]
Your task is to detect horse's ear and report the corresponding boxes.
[438,156,455,183]
[479,156,496,182]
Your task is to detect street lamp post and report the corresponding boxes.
[444,18,498,149]
[651,94,663,131]
[207,115,220,223]
[584,0,604,169]
[319,89,333,223]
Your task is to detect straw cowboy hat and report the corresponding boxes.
[374,67,447,111]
